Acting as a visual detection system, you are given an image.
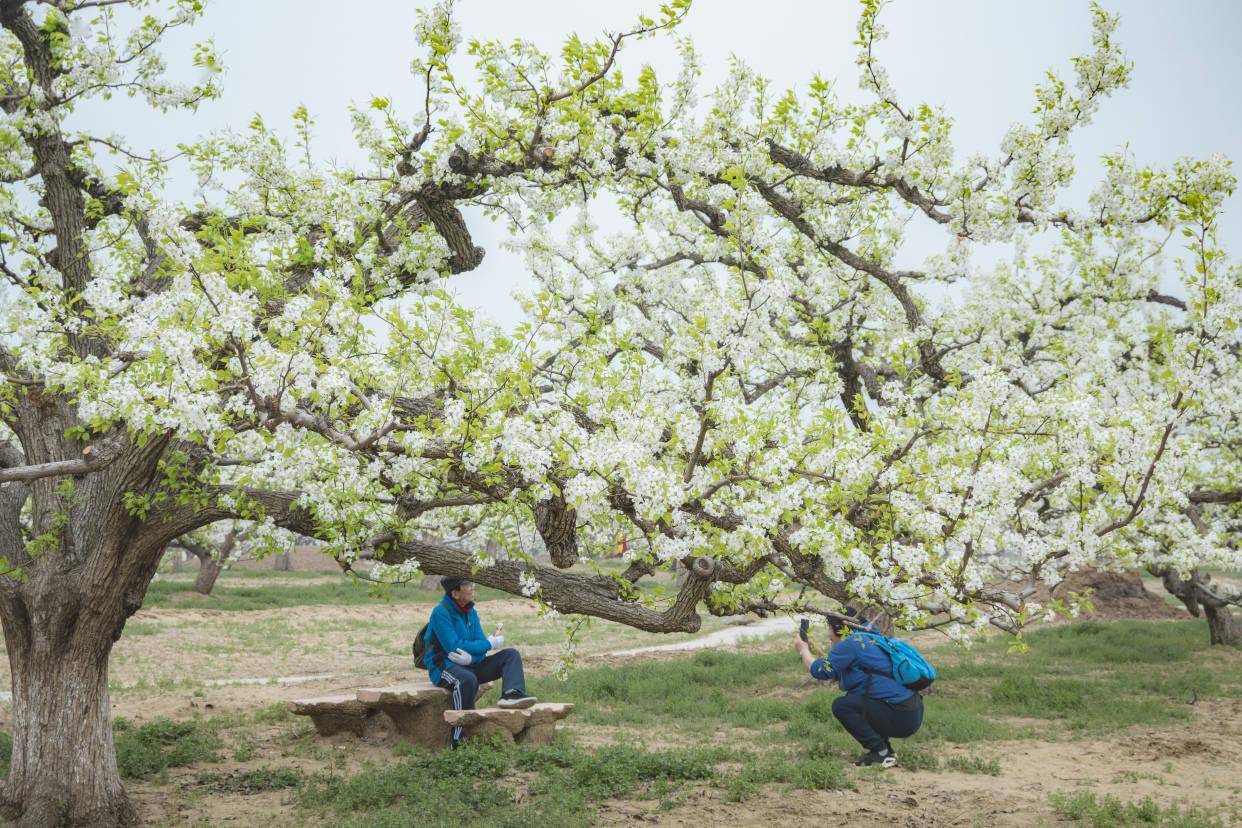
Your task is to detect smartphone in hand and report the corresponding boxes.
[799,618,810,642]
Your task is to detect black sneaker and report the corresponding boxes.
[855,750,898,768]
[497,689,537,710]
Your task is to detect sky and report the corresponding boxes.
[75,1,1242,329]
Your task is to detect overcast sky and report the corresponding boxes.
[77,1,1242,328]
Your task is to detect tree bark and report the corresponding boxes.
[0,596,135,827]
[1204,604,1241,647]
[1155,567,1240,647]
[193,557,222,595]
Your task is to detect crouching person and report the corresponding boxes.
[794,608,925,768]
[424,576,537,748]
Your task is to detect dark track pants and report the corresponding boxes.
[437,648,528,744]
[831,693,924,752]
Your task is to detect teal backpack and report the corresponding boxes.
[857,632,936,692]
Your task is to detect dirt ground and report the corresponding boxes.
[114,659,1242,827]
[598,699,1242,827]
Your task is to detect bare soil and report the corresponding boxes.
[1000,567,1187,622]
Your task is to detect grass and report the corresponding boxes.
[300,735,841,825]
[937,620,1242,733]
[723,753,854,801]
[113,717,220,781]
[518,620,1241,752]
[196,766,306,793]
[945,755,1001,775]
[1051,791,1228,827]
[142,577,450,612]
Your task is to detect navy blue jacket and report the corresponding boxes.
[424,593,491,685]
[810,632,915,704]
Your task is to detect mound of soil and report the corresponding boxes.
[1046,567,1184,621]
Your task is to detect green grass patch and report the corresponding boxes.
[522,619,1242,764]
[989,675,1191,730]
[937,620,1242,734]
[113,717,220,781]
[945,755,1001,775]
[253,702,294,725]
[527,648,802,729]
[723,753,854,801]
[1051,791,1227,827]
[144,579,432,611]
[303,739,687,826]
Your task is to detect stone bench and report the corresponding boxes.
[288,680,493,749]
[443,703,574,745]
[287,694,387,739]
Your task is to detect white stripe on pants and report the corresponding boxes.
[439,671,465,745]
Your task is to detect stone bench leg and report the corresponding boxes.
[453,710,528,745]
[380,699,452,750]
[516,708,561,745]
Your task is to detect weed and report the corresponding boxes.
[114,718,220,781]
[254,702,293,725]
[1051,791,1226,827]
[945,755,1001,775]
[893,745,939,771]
[197,766,305,793]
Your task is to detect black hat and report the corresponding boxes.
[440,576,466,594]
[830,605,860,635]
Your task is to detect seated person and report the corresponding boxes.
[793,607,924,768]
[423,577,537,747]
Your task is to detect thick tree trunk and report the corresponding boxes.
[1204,604,1241,647]
[0,602,134,827]
[193,557,222,595]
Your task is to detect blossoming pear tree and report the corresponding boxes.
[501,0,1237,639]
[0,0,1235,822]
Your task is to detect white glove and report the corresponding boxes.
[446,648,471,666]
[487,634,505,650]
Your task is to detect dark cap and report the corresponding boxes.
[440,576,466,594]
[829,605,860,635]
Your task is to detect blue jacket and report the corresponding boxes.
[424,593,491,685]
[811,632,915,704]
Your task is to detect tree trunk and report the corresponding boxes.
[193,557,222,595]
[1155,567,1240,647]
[0,602,135,827]
[1204,604,1241,647]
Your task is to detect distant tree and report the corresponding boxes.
[166,520,291,594]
